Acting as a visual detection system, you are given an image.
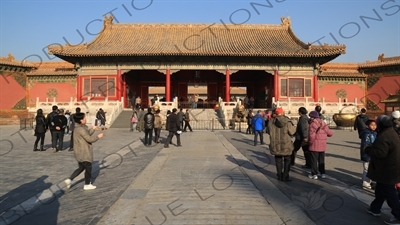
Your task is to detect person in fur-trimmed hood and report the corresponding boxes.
[365,115,400,224]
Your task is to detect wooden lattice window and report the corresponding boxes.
[280,79,287,96]
[280,78,313,97]
[82,77,116,98]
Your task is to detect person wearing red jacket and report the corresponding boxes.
[307,110,333,180]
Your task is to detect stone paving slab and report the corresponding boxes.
[220,129,391,225]
[99,131,295,225]
[0,125,164,225]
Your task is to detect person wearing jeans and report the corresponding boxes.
[64,112,103,190]
[252,110,264,146]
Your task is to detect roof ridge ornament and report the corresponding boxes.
[7,53,15,61]
[378,53,384,61]
[104,14,114,26]
[281,16,291,27]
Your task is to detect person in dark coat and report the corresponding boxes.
[359,119,377,189]
[68,107,81,151]
[143,108,155,146]
[46,105,59,150]
[96,108,106,127]
[246,110,254,135]
[33,109,47,151]
[365,115,400,224]
[177,108,185,130]
[51,109,67,152]
[354,108,370,138]
[164,108,181,148]
[291,107,311,168]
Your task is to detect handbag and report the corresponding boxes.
[131,117,138,123]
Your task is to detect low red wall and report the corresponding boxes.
[319,83,364,103]
[29,82,76,102]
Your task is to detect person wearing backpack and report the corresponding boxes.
[46,105,59,150]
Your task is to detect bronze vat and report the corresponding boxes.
[332,113,357,127]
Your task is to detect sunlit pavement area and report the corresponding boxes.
[0,125,392,225]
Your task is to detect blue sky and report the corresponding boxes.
[1,0,399,63]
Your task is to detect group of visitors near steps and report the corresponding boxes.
[32,103,400,223]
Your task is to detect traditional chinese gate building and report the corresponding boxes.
[48,15,345,109]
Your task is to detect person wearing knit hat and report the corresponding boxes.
[307,111,333,180]
[391,110,400,138]
[354,108,370,139]
[392,110,400,119]
[365,115,400,224]
[266,107,296,182]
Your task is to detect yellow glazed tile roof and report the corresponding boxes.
[359,54,400,68]
[48,16,345,58]
[27,61,76,76]
[0,54,35,68]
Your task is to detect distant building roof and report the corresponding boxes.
[359,54,400,69]
[0,54,35,70]
[27,61,76,76]
[381,94,400,103]
[320,62,365,77]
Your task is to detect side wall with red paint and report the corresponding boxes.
[0,74,26,110]
[319,84,364,103]
[29,82,76,103]
[367,75,400,110]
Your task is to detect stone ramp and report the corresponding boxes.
[97,131,314,225]
[109,110,132,128]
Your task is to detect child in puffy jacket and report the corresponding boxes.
[307,111,333,180]
[360,120,377,189]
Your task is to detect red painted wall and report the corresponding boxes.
[29,83,76,102]
[319,84,364,103]
[0,74,25,110]
[367,75,400,110]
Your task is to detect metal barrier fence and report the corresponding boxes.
[20,117,34,130]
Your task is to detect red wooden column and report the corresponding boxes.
[166,69,171,102]
[313,75,319,102]
[274,69,279,101]
[225,69,230,102]
[117,69,122,100]
[77,75,82,100]
[122,73,127,107]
